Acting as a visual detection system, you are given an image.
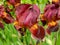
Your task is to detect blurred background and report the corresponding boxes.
[0,0,60,45]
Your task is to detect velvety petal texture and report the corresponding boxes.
[44,3,60,21]
[15,4,40,27]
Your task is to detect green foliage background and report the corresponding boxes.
[0,0,60,45]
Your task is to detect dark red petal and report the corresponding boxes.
[46,29,51,35]
[44,4,50,12]
[47,10,53,20]
[0,6,5,17]
[32,4,40,15]
[44,3,59,21]
[18,9,30,27]
[30,26,45,40]
[3,14,14,24]
[44,9,51,19]
[24,5,40,27]
[47,9,57,20]
[54,3,59,8]
[47,24,59,33]
[15,4,31,20]
[24,9,38,27]
[44,4,55,12]
[15,4,40,27]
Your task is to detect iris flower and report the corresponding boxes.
[0,5,14,29]
[40,2,60,34]
[14,4,45,40]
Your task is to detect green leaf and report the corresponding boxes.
[8,5,14,9]
[24,29,31,45]
[56,31,60,45]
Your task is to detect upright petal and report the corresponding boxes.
[15,4,40,27]
[15,4,31,20]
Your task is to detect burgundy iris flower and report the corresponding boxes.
[46,23,59,34]
[14,4,45,40]
[15,4,40,28]
[0,5,14,29]
[44,3,60,21]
